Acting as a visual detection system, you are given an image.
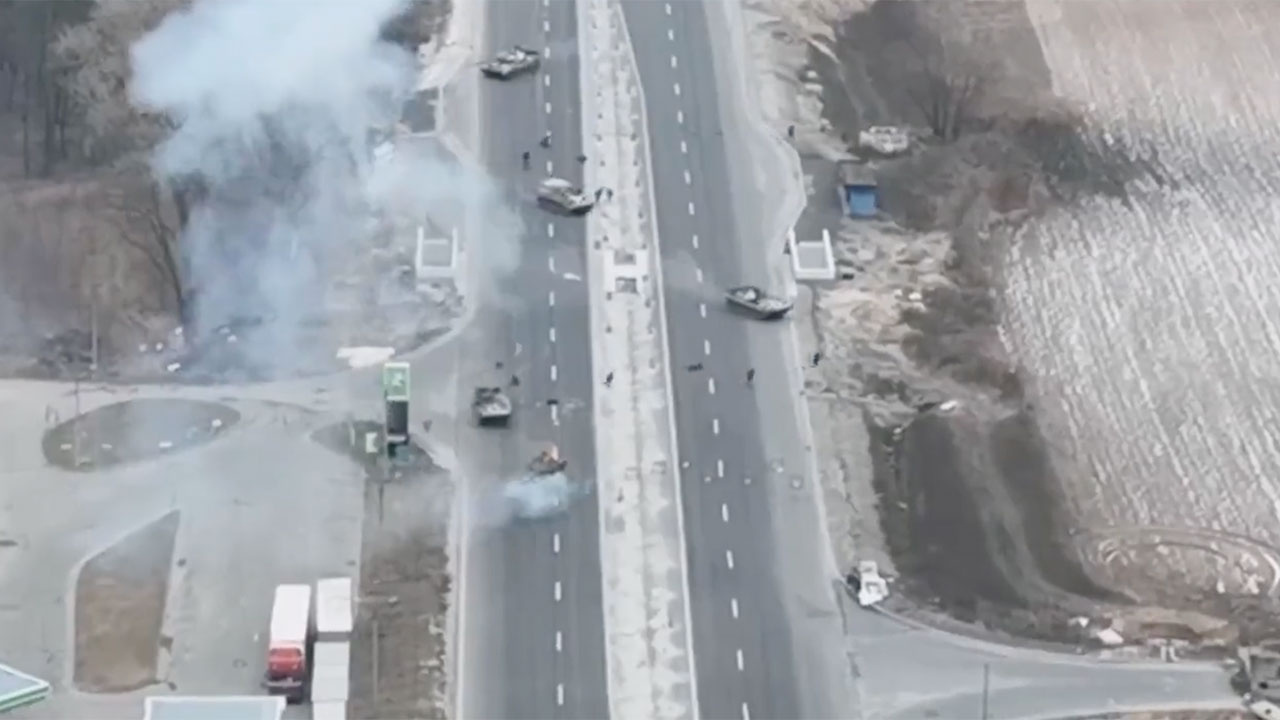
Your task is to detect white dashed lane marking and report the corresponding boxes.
[726,550,734,569]
[695,267,703,284]
[548,223,556,238]
[548,255,556,272]
[712,418,720,435]
[551,364,558,382]
[708,377,716,395]
[554,580,562,602]
[557,683,565,706]
[551,403,559,426]
[674,82,681,97]
[677,109,684,125]
[742,702,751,720]
[717,458,725,477]
[555,630,563,651]
[703,475,711,484]
[546,159,554,174]
[545,101,552,115]
[722,503,730,523]
[731,597,739,618]
[549,327,556,343]
[684,170,692,184]
[680,140,688,154]
[703,339,710,355]
[671,54,678,67]
[736,649,745,672]
[543,19,549,32]
[664,2,671,14]
[692,234,699,249]
[667,28,674,41]
[688,201,695,216]
[553,533,561,554]
[549,291,556,307]
[699,303,707,318]
[543,47,550,58]
[544,74,550,87]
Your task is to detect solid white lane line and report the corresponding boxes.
[680,140,688,154]
[717,458,724,477]
[548,222,556,238]
[549,327,556,343]
[712,418,720,435]
[554,580,562,602]
[699,303,707,318]
[692,234,699,249]
[546,159,553,174]
[551,404,559,425]
[695,267,703,284]
[555,630,563,651]
[671,54,678,67]
[548,255,556,272]
[726,550,735,569]
[549,291,556,307]
[688,201,695,215]
[674,82,681,97]
[545,101,552,114]
[665,2,671,14]
[677,109,684,125]
[544,74,550,87]
[721,503,730,523]
[551,364,558,382]
[684,170,691,184]
[553,532,561,554]
[731,597,739,618]
[742,702,751,720]
[736,649,745,671]
[557,683,565,706]
[703,339,710,355]
[708,377,716,395]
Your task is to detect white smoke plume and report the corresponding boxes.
[129,0,522,376]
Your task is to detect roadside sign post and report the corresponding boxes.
[381,362,411,461]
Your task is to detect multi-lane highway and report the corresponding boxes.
[620,1,852,718]
[458,0,609,718]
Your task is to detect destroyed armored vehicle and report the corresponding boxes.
[480,46,540,79]
[472,387,513,426]
[528,444,568,475]
[537,178,595,215]
[725,285,793,320]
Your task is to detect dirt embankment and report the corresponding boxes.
[804,0,1173,643]
[74,511,179,693]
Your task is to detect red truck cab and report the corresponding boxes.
[263,584,311,703]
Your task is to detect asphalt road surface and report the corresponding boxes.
[458,0,608,718]
[619,2,853,718]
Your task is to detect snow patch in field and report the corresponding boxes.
[1002,0,1280,588]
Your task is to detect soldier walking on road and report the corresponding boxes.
[521,150,530,169]
[604,371,614,387]
[595,187,605,202]
[812,352,821,367]
[746,368,756,384]
[510,374,520,387]
[540,132,551,148]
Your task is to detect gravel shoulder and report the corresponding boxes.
[73,511,179,693]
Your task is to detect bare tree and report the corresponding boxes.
[876,1,987,142]
[105,168,189,326]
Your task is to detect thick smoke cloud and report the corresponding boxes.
[129,0,522,376]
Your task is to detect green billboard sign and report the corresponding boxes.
[382,361,411,401]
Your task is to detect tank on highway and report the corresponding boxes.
[472,386,513,426]
[528,444,568,475]
[537,178,595,215]
[479,45,540,79]
[725,285,793,320]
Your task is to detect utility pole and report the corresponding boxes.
[980,662,990,720]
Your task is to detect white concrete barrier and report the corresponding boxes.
[578,0,698,718]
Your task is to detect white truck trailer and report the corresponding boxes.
[312,577,353,718]
[263,584,311,703]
